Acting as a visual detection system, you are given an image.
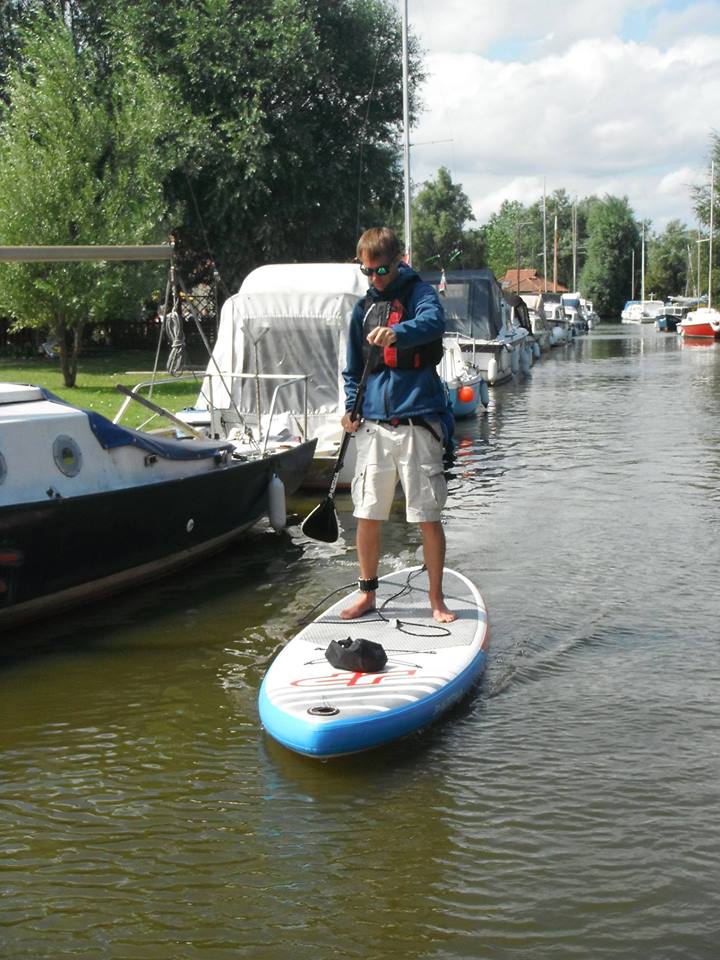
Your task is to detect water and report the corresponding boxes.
[2,326,719,959]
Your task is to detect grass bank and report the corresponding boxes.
[0,349,207,429]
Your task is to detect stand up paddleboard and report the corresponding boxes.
[258,566,489,758]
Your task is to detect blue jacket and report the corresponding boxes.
[343,265,448,421]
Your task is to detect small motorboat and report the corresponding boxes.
[678,306,720,339]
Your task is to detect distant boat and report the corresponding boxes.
[537,292,572,345]
[621,300,639,322]
[621,300,665,324]
[504,292,543,360]
[654,299,698,333]
[561,292,589,334]
[518,293,552,349]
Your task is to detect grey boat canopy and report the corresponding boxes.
[421,268,505,340]
[0,244,173,263]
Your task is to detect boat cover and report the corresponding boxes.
[420,269,504,340]
[38,388,233,461]
[196,263,367,419]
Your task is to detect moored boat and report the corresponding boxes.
[621,300,665,324]
[179,263,369,490]
[0,383,316,630]
[538,292,572,346]
[422,269,529,384]
[438,336,489,418]
[678,306,720,339]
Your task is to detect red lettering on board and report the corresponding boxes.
[291,669,417,688]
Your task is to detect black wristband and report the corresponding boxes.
[358,577,379,592]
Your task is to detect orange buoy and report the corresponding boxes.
[458,385,475,404]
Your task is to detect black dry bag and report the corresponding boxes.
[325,637,388,673]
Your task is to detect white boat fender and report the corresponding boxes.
[520,345,531,374]
[479,379,490,407]
[487,357,498,384]
[510,347,520,374]
[532,341,541,360]
[268,473,287,531]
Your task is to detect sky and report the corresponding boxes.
[407,0,720,231]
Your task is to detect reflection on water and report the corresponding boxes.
[1,324,719,959]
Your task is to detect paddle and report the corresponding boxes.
[301,347,377,543]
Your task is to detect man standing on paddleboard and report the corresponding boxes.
[340,226,456,624]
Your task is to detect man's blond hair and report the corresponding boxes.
[356,226,401,262]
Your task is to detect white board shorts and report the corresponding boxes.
[351,419,448,523]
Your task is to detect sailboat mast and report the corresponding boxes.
[542,179,548,292]
[641,223,645,302]
[572,200,577,290]
[401,0,412,264]
[709,159,714,309]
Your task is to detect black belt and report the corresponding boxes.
[374,417,441,441]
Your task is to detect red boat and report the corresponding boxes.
[678,307,720,339]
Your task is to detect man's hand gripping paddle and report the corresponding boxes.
[301,347,377,543]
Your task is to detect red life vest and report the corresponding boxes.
[361,282,443,370]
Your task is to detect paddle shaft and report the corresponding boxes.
[327,347,377,498]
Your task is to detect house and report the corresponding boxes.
[498,268,567,296]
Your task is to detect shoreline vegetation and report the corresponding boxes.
[0,350,203,430]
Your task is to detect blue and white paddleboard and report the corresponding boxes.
[258,566,489,758]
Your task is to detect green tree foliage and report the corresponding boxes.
[1,1,422,289]
[0,15,184,385]
[411,167,475,270]
[8,0,419,288]
[579,195,640,316]
[644,220,692,300]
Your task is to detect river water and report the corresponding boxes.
[1,325,719,959]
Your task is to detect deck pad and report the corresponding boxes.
[258,566,489,757]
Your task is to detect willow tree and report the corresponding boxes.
[0,15,186,385]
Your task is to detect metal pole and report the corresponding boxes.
[709,160,714,308]
[641,223,645,302]
[542,179,548,292]
[572,201,577,290]
[401,0,412,264]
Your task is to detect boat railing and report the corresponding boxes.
[114,370,310,457]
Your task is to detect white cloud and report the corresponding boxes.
[409,0,651,56]
[410,29,720,230]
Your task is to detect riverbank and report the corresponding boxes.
[0,350,203,428]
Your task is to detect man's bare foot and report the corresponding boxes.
[431,599,457,623]
[340,592,376,620]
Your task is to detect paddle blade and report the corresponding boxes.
[301,496,339,543]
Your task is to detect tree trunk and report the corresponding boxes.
[56,313,74,388]
[56,314,84,388]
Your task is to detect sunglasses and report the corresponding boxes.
[357,260,395,277]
